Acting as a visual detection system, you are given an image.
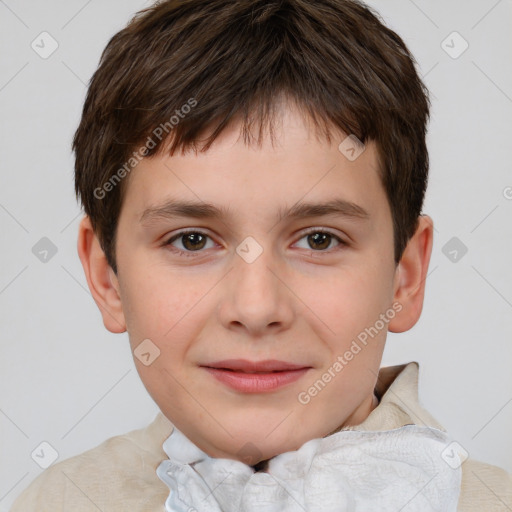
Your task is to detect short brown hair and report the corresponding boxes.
[73,0,430,275]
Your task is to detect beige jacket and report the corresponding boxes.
[10,361,512,511]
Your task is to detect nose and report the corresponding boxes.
[217,237,295,337]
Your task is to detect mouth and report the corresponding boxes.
[202,359,310,373]
[200,359,312,393]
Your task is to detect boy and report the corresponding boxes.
[11,0,512,510]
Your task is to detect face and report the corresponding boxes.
[107,103,402,463]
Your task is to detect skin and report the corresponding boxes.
[77,99,433,465]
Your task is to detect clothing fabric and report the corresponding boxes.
[157,423,462,511]
[9,361,512,511]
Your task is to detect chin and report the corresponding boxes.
[220,426,311,464]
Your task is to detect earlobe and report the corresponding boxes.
[388,215,434,333]
[77,215,127,333]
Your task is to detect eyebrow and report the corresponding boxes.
[139,197,370,225]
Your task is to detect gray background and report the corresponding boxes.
[1,0,511,509]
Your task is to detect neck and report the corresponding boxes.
[345,392,380,427]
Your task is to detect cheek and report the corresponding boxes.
[303,263,392,346]
[120,265,196,347]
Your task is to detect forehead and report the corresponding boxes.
[119,105,387,227]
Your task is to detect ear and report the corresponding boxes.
[388,215,433,333]
[77,215,127,333]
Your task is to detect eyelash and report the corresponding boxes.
[163,228,347,258]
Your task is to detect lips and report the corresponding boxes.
[202,359,310,373]
[201,359,311,393]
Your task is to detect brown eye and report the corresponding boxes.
[295,229,346,252]
[180,232,207,251]
[164,230,214,256]
[307,232,332,250]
